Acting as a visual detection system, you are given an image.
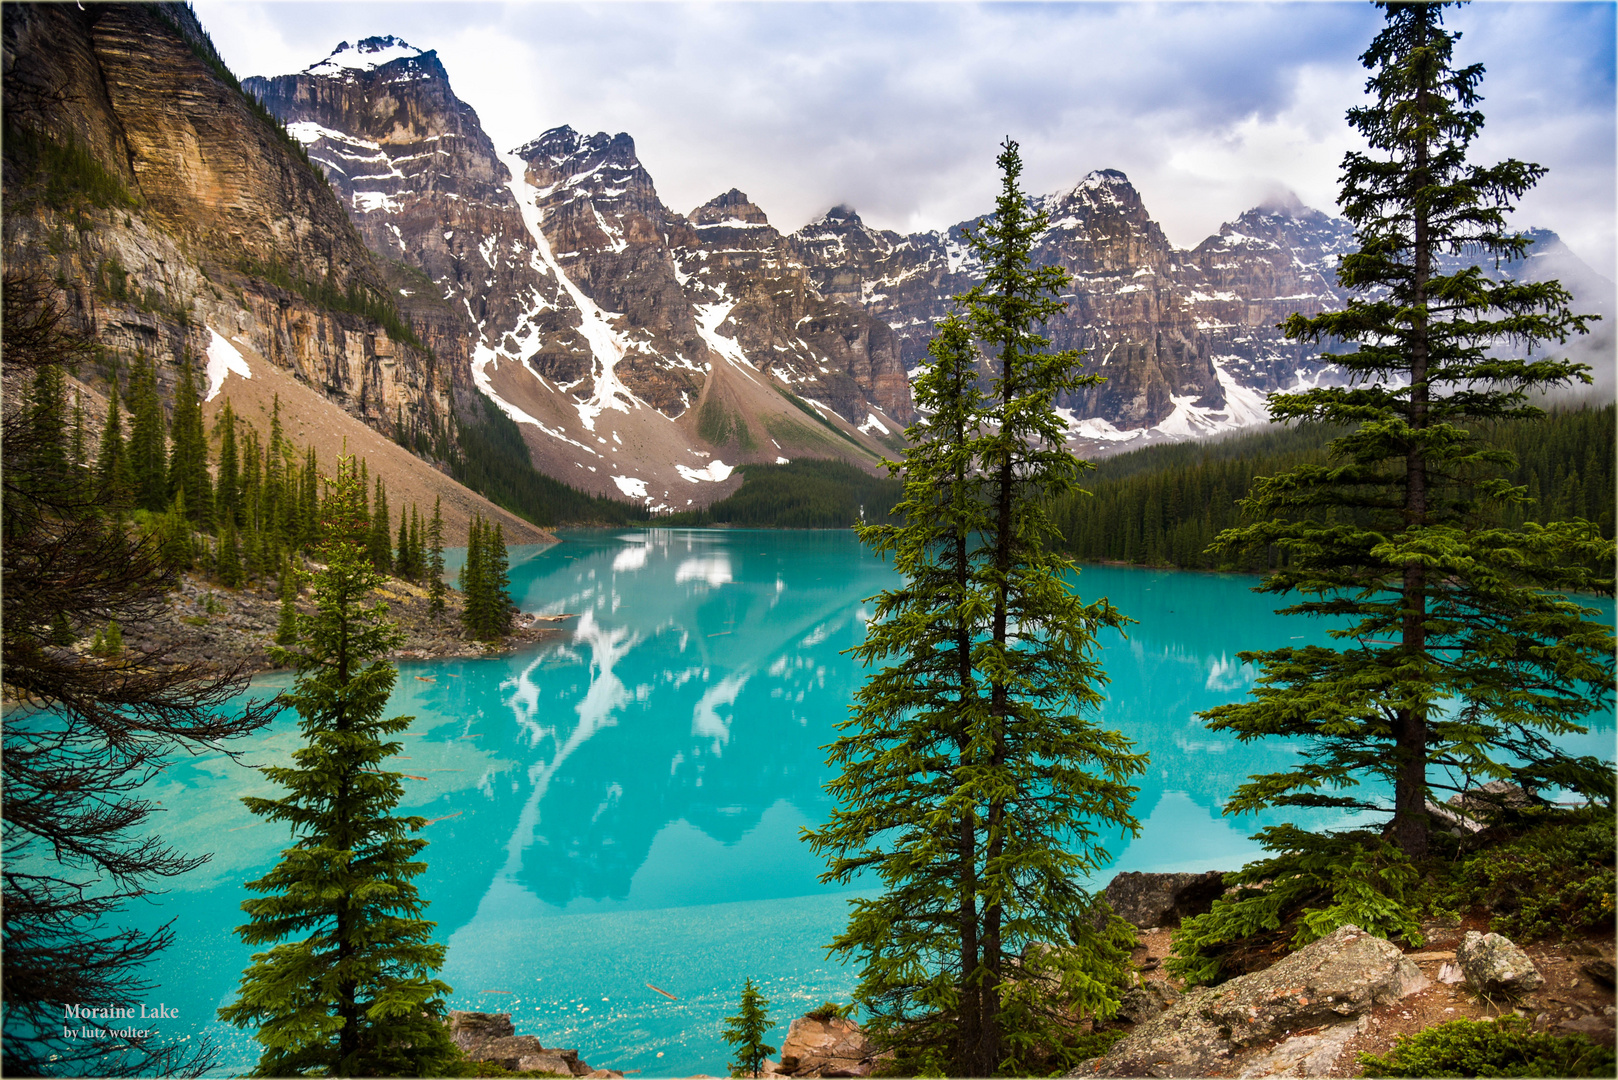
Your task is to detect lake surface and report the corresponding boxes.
[107,529,1613,1076]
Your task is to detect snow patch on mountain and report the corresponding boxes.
[694,301,760,382]
[501,149,642,432]
[204,329,252,402]
[675,460,735,484]
[858,412,891,436]
[612,475,649,498]
[306,36,424,76]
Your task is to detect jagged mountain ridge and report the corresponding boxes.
[784,175,1357,445]
[242,32,1613,486]
[247,40,912,511]
[787,174,1611,448]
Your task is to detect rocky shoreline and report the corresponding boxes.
[118,570,563,680]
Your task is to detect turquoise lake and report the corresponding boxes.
[110,528,1612,1076]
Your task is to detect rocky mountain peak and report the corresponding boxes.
[1047,168,1152,222]
[305,35,429,78]
[690,188,769,227]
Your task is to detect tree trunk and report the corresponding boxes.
[1396,8,1435,860]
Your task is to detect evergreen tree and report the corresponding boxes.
[69,390,89,498]
[426,497,446,620]
[216,401,241,529]
[1199,2,1615,872]
[368,476,393,575]
[126,352,168,513]
[27,361,69,490]
[396,506,413,581]
[265,396,285,542]
[300,447,320,551]
[167,354,212,529]
[216,518,243,588]
[275,558,301,648]
[94,381,134,509]
[486,522,512,637]
[154,491,194,571]
[806,141,1144,1076]
[220,456,457,1076]
[720,979,776,1079]
[459,515,487,637]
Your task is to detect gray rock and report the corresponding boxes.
[1236,1017,1367,1078]
[1457,930,1545,996]
[1070,986,1232,1078]
[1446,781,1533,821]
[1206,924,1428,1045]
[1070,925,1427,1078]
[1581,957,1616,988]
[1103,871,1227,929]
[1114,981,1181,1025]
[448,1010,514,1053]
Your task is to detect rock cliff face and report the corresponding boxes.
[1177,199,1357,392]
[2,6,453,448]
[244,44,910,509]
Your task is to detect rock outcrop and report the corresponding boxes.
[448,1011,620,1078]
[1070,925,1428,1078]
[764,1014,883,1078]
[1456,931,1545,997]
[1103,870,1227,929]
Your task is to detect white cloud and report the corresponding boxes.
[193,1,1614,271]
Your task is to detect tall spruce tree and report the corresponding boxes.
[486,522,511,637]
[127,352,168,514]
[720,979,776,1079]
[1196,0,1614,893]
[807,140,1144,1077]
[69,390,89,497]
[95,381,134,510]
[459,515,488,637]
[167,354,212,529]
[215,401,242,529]
[220,456,457,1076]
[395,505,414,581]
[368,476,393,575]
[426,498,446,619]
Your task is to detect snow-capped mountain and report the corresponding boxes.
[247,34,1614,482]
[246,39,910,510]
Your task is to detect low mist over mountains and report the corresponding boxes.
[7,10,1608,518]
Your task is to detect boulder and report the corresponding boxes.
[1114,981,1181,1025]
[1102,871,1227,929]
[445,1012,597,1076]
[1070,925,1427,1078]
[1236,1017,1367,1078]
[1070,986,1233,1078]
[767,1015,880,1078]
[448,1011,514,1053]
[1205,924,1428,1045]
[1446,781,1533,821]
[1456,931,1544,996]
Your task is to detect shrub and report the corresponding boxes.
[805,1001,852,1022]
[1432,808,1616,943]
[1167,826,1423,985]
[1359,1016,1616,1078]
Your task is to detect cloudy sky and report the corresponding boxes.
[193,1,1616,273]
